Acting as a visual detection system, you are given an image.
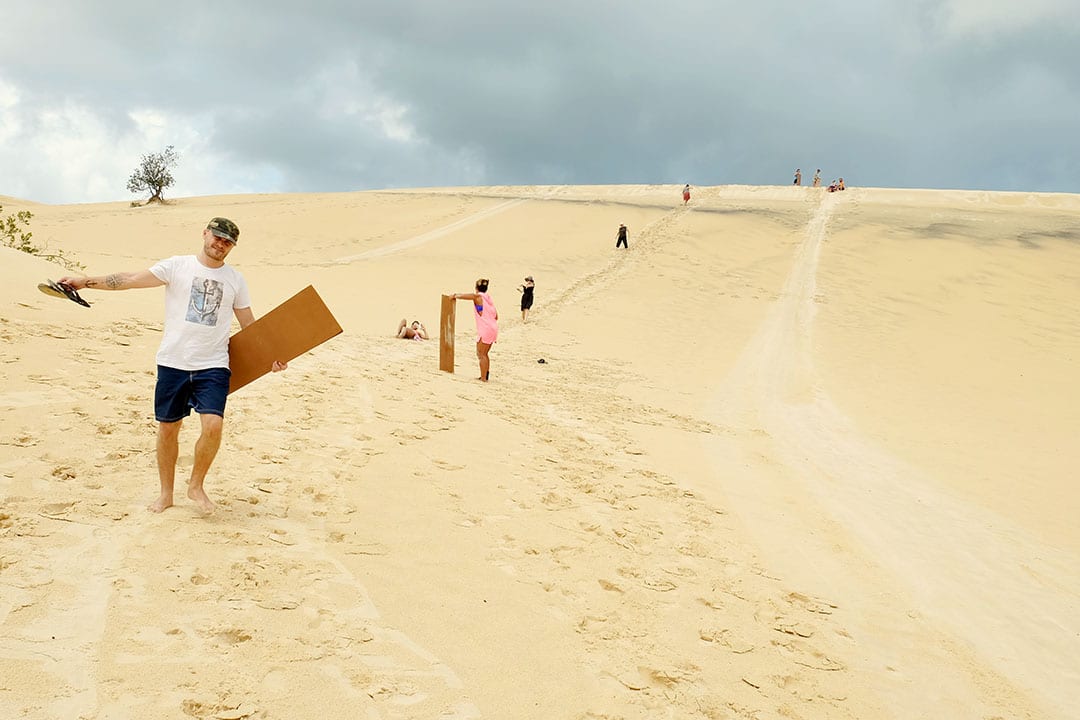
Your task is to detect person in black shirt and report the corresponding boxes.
[615,223,628,249]
[518,276,535,322]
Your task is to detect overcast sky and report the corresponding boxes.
[2,1,1078,204]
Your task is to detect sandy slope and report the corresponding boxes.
[1,184,1077,719]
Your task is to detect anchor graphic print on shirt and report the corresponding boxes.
[149,254,251,370]
[186,276,225,326]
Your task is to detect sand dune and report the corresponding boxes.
[1,184,1077,719]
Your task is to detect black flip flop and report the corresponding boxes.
[38,279,91,308]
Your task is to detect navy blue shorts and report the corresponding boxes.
[155,366,231,422]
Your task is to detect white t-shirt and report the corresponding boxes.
[149,255,251,370]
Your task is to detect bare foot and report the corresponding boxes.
[148,494,173,513]
[187,485,216,514]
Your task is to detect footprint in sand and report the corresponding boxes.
[50,465,77,480]
[6,430,40,447]
[699,627,756,654]
[197,625,254,646]
[773,618,816,638]
[771,636,845,671]
[783,590,837,616]
[40,501,76,518]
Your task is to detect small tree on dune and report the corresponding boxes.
[127,145,180,205]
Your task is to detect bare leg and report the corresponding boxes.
[476,341,491,381]
[187,412,224,514]
[396,318,407,338]
[150,420,182,512]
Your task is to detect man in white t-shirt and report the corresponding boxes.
[59,217,286,514]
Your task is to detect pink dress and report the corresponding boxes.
[473,291,499,344]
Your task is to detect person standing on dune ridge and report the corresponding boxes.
[615,223,628,249]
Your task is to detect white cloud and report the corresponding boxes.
[0,81,248,203]
[0,78,18,109]
[0,78,21,149]
[310,59,419,145]
[938,0,1080,36]
[368,100,417,143]
[1,99,122,204]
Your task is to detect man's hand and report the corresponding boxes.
[271,361,287,372]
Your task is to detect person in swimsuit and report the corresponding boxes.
[451,278,499,381]
[396,319,428,340]
[812,169,821,187]
[793,168,802,186]
[518,276,535,322]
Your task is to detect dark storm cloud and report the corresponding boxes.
[1,1,1078,202]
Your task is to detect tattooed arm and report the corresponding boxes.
[57,270,165,292]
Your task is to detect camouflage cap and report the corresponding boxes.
[207,217,240,244]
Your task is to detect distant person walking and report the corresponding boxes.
[793,169,802,186]
[682,184,691,205]
[518,276,535,322]
[451,278,499,382]
[615,223,628,249]
[812,169,821,187]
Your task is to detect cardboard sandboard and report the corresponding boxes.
[228,285,342,394]
[439,293,456,372]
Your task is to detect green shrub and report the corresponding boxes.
[1,204,85,272]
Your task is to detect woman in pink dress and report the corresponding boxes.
[451,278,499,381]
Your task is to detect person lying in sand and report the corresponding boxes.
[396,319,428,340]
